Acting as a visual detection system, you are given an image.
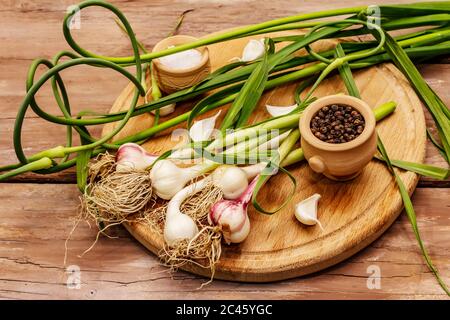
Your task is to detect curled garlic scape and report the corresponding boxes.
[294,193,323,230]
[115,143,158,172]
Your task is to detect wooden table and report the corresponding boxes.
[0,0,449,299]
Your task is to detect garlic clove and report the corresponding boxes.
[164,213,199,246]
[241,39,265,62]
[265,104,297,117]
[115,143,157,172]
[294,193,323,228]
[189,110,221,142]
[151,103,176,116]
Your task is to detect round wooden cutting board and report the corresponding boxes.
[102,30,426,282]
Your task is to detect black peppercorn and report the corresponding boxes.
[310,104,365,143]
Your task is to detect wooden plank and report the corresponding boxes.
[0,0,429,61]
[0,183,448,299]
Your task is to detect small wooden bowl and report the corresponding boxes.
[152,35,211,94]
[299,95,377,181]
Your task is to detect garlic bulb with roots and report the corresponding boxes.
[208,200,251,244]
[164,210,199,247]
[164,178,210,246]
[208,176,258,244]
[115,143,158,172]
[150,160,207,200]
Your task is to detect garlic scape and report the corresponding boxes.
[294,193,323,230]
[115,143,158,172]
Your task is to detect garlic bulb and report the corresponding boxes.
[164,211,199,246]
[294,193,323,229]
[208,176,258,244]
[241,39,265,62]
[149,160,203,200]
[212,165,249,200]
[115,143,157,172]
[164,178,210,246]
[209,200,250,243]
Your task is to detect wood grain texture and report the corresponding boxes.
[0,0,449,299]
[0,183,448,299]
[102,31,428,281]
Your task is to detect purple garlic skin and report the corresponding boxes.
[208,176,257,244]
[115,143,157,172]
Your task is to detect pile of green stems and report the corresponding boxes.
[1,1,450,179]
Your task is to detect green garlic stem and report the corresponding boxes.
[64,4,366,64]
[0,157,53,181]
